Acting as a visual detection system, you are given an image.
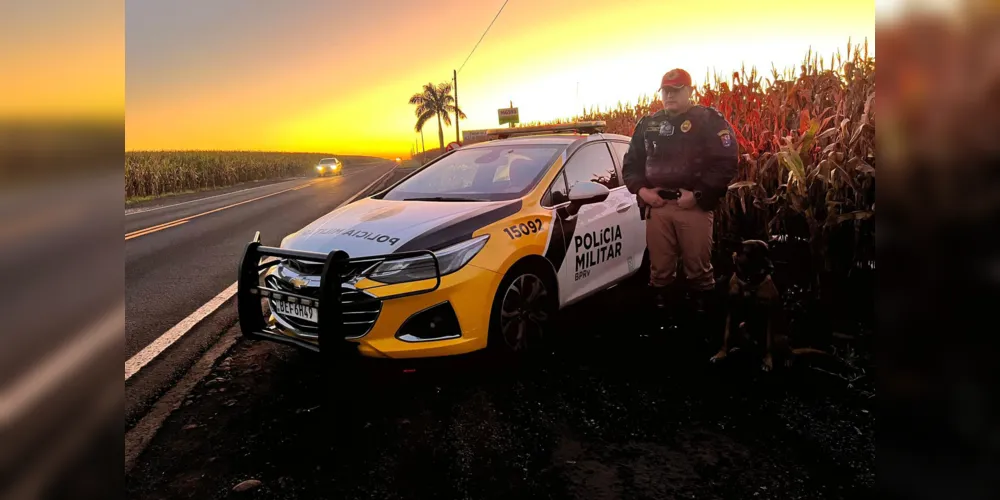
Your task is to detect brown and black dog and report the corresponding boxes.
[710,239,828,371]
[710,239,784,371]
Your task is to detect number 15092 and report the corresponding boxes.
[502,218,544,239]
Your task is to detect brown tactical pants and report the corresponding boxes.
[646,200,715,291]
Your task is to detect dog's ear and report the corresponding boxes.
[742,239,769,252]
[741,239,771,262]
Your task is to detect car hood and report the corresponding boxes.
[280,197,521,257]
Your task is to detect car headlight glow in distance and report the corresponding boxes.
[316,165,324,170]
[368,235,489,284]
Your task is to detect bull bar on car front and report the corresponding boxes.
[236,231,441,359]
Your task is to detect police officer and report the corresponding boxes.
[622,68,739,314]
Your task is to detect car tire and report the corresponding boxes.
[486,263,558,355]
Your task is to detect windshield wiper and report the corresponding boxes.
[402,196,484,202]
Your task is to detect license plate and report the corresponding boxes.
[271,299,317,322]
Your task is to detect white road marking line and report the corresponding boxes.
[0,303,124,427]
[125,282,237,381]
[125,178,305,216]
[338,166,397,208]
[125,325,239,473]
[124,165,396,381]
[125,180,324,240]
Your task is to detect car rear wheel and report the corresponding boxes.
[488,266,556,354]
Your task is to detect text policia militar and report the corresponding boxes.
[574,225,623,281]
[299,227,401,246]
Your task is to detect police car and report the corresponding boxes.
[237,121,647,361]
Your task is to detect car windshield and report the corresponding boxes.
[319,158,337,164]
[379,145,563,202]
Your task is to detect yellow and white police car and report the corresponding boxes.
[237,122,647,361]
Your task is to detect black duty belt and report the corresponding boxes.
[657,189,681,200]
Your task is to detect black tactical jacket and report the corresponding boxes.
[622,105,739,213]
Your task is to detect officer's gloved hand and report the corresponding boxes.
[678,189,697,210]
[638,187,666,208]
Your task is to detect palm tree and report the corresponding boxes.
[409,82,466,150]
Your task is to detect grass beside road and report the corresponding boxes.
[125,190,198,207]
[125,151,382,203]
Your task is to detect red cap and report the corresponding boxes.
[658,68,692,90]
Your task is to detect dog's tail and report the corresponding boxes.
[790,347,830,357]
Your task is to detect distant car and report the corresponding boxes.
[315,158,342,177]
[237,121,648,362]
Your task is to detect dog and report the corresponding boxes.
[710,239,784,371]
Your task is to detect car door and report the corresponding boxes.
[608,140,647,280]
[552,141,631,306]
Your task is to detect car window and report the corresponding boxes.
[609,142,629,164]
[379,145,563,202]
[543,170,569,206]
[609,141,629,180]
[563,143,620,192]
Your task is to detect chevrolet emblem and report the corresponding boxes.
[288,277,308,289]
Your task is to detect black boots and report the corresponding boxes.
[692,288,718,315]
[652,285,668,309]
[648,285,720,332]
[647,284,683,331]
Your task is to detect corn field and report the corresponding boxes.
[125,151,336,200]
[550,42,876,267]
[560,41,875,336]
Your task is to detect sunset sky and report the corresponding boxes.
[1,0,122,120]
[125,0,875,157]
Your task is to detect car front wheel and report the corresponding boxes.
[488,266,556,354]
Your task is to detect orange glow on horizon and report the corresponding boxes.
[2,0,122,120]
[126,0,874,157]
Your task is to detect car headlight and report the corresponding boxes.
[368,235,489,284]
[316,165,324,170]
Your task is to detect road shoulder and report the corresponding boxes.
[126,324,240,473]
[126,177,306,214]
[126,282,874,499]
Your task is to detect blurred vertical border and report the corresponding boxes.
[0,0,123,498]
[878,1,1000,499]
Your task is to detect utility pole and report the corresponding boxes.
[509,100,514,128]
[453,69,460,144]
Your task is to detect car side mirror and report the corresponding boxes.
[565,182,609,216]
[569,181,610,205]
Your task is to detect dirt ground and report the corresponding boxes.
[125,281,874,500]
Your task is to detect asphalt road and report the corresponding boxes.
[0,160,397,500]
[0,173,122,499]
[125,159,398,425]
